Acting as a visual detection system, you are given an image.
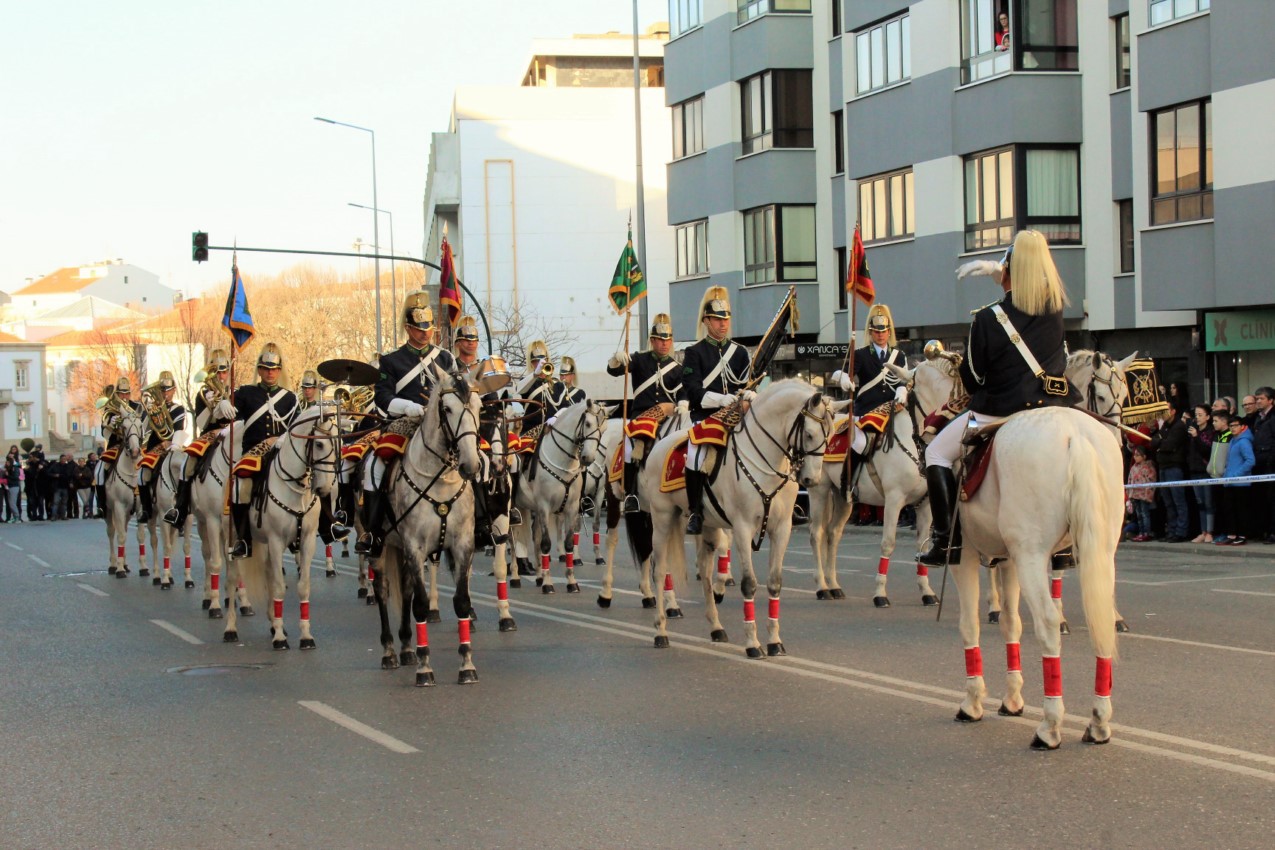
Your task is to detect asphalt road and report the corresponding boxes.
[2,516,1272,849]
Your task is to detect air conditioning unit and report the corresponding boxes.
[0,388,12,406]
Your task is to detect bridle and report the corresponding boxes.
[534,405,602,514]
[1083,355,1129,424]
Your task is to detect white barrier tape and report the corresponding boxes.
[1125,473,1275,490]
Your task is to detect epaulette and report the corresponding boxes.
[971,298,1001,316]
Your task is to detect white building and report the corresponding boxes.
[423,26,674,398]
[8,261,177,318]
[0,332,48,448]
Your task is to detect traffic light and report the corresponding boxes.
[192,231,209,263]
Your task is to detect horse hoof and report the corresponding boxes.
[1116,619,1130,633]
[921,594,939,606]
[415,672,436,687]
[139,569,150,577]
[535,576,544,587]
[357,587,369,599]
[499,618,517,632]
[641,597,656,609]
[393,650,411,665]
[653,635,670,649]
[830,588,846,599]
[240,606,255,618]
[1081,727,1110,745]
[151,577,161,586]
[558,554,568,563]
[273,640,290,651]
[1059,621,1071,636]
[745,646,763,659]
[208,608,224,619]
[725,577,736,587]
[108,566,117,575]
[596,595,612,609]
[595,557,606,565]
[997,703,1024,717]
[713,592,724,604]
[509,578,522,589]
[115,570,128,580]
[201,599,212,610]
[710,628,729,643]
[954,708,982,723]
[566,583,581,594]
[541,585,556,595]
[816,590,830,600]
[300,639,316,650]
[426,609,441,623]
[988,611,1001,624]
[665,608,683,620]
[223,630,238,643]
[457,669,479,685]
[382,656,400,670]
[766,642,786,657]
[185,580,195,589]
[326,570,336,578]
[1030,734,1060,751]
[160,582,171,590]
[873,596,890,608]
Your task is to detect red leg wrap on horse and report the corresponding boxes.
[1051,577,1063,600]
[367,567,375,581]
[325,545,332,558]
[1042,655,1062,698]
[1006,642,1022,673]
[964,646,983,678]
[541,554,550,571]
[717,555,729,575]
[573,533,579,547]
[496,580,508,602]
[416,621,429,647]
[768,597,780,620]
[185,556,191,570]
[273,599,284,620]
[210,573,220,591]
[1095,656,1113,698]
[664,574,674,592]
[458,618,471,645]
[300,601,310,621]
[916,564,929,578]
[742,599,755,624]
[877,556,889,576]
[163,557,170,570]
[139,543,146,557]
[117,546,124,559]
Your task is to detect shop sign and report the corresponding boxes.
[1204,310,1275,352]
[795,343,850,359]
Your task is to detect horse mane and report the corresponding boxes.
[753,378,819,406]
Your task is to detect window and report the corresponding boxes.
[858,168,915,243]
[676,220,709,278]
[743,205,816,285]
[1114,15,1130,89]
[670,0,703,36]
[832,0,842,38]
[1117,200,1135,273]
[963,145,1081,250]
[15,361,29,390]
[961,1,1078,85]
[738,0,811,26]
[1151,100,1212,225]
[856,14,911,94]
[836,246,849,310]
[16,404,31,431]
[672,97,704,159]
[1150,0,1209,27]
[832,110,844,174]
[740,70,813,155]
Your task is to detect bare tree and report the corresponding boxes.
[483,298,577,371]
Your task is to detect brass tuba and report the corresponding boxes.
[193,364,230,407]
[140,380,175,441]
[95,384,127,433]
[332,384,374,414]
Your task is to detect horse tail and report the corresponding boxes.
[234,550,272,621]
[1066,428,1120,662]
[624,509,654,577]
[379,547,404,614]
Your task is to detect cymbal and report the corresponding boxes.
[317,358,380,386]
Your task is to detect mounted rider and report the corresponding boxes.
[506,339,557,526]
[297,366,350,545]
[917,230,1081,566]
[551,356,588,410]
[356,290,457,557]
[607,312,684,513]
[95,375,145,510]
[452,313,507,545]
[228,342,299,559]
[163,349,233,529]
[682,286,753,535]
[136,371,187,523]
[830,304,909,457]
[297,370,322,409]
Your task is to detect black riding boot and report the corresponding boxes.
[229,502,253,560]
[333,482,356,541]
[355,489,385,557]
[622,462,641,514]
[95,485,107,518]
[508,472,523,526]
[137,481,153,524]
[317,494,346,543]
[917,466,961,566]
[474,484,493,548]
[685,470,705,535]
[164,478,192,527]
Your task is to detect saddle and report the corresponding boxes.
[624,404,668,441]
[608,442,624,484]
[660,436,691,493]
[958,421,1006,502]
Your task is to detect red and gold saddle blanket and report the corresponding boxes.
[660,436,691,493]
[183,432,222,459]
[608,443,624,483]
[342,431,379,463]
[233,436,279,478]
[139,449,163,470]
[512,425,540,455]
[824,417,852,464]
[960,436,997,502]
[624,404,668,441]
[688,416,729,448]
[373,417,419,460]
[100,448,119,464]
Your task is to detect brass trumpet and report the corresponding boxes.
[537,360,555,379]
[924,339,963,367]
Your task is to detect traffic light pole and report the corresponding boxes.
[198,242,494,354]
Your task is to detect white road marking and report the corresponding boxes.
[149,619,205,645]
[1119,632,1275,657]
[76,583,109,597]
[298,700,418,754]
[5,541,23,551]
[1119,572,1275,587]
[28,554,50,567]
[1213,588,1275,598]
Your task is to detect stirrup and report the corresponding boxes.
[330,521,351,541]
[580,496,596,516]
[509,507,523,526]
[163,507,181,526]
[622,494,641,515]
[686,512,704,535]
[229,540,251,560]
[354,533,375,555]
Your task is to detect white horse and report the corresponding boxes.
[152,443,195,590]
[511,400,603,594]
[580,416,623,569]
[189,423,252,620]
[641,380,830,656]
[914,354,1125,750]
[224,405,339,649]
[373,366,483,685]
[103,408,145,577]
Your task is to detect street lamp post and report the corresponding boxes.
[315,116,382,353]
[349,202,397,348]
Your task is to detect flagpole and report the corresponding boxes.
[631,0,649,345]
[224,254,239,558]
[845,227,861,513]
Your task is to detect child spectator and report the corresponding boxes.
[1127,445,1156,542]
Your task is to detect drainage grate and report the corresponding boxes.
[166,663,272,676]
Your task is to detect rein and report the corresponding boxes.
[532,408,601,515]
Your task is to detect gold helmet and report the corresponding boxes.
[157,370,177,391]
[455,315,479,342]
[207,348,230,374]
[864,304,897,348]
[559,356,577,376]
[115,375,133,394]
[526,339,549,363]
[300,369,319,389]
[402,289,434,331]
[257,342,283,370]
[650,312,673,340]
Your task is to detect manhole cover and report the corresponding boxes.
[166,663,272,676]
[44,569,112,578]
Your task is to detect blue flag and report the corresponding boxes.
[222,264,256,350]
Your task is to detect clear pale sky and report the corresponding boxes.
[0,0,668,298]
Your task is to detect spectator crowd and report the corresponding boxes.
[2,444,102,523]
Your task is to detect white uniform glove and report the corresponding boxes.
[675,399,690,416]
[738,389,758,403]
[387,398,425,419]
[214,399,236,421]
[831,370,854,394]
[894,385,908,405]
[700,391,735,410]
[608,351,629,369]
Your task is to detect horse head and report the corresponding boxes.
[796,389,831,488]
[1068,349,1135,429]
[121,408,144,461]
[749,379,831,488]
[433,365,482,481]
[910,357,963,417]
